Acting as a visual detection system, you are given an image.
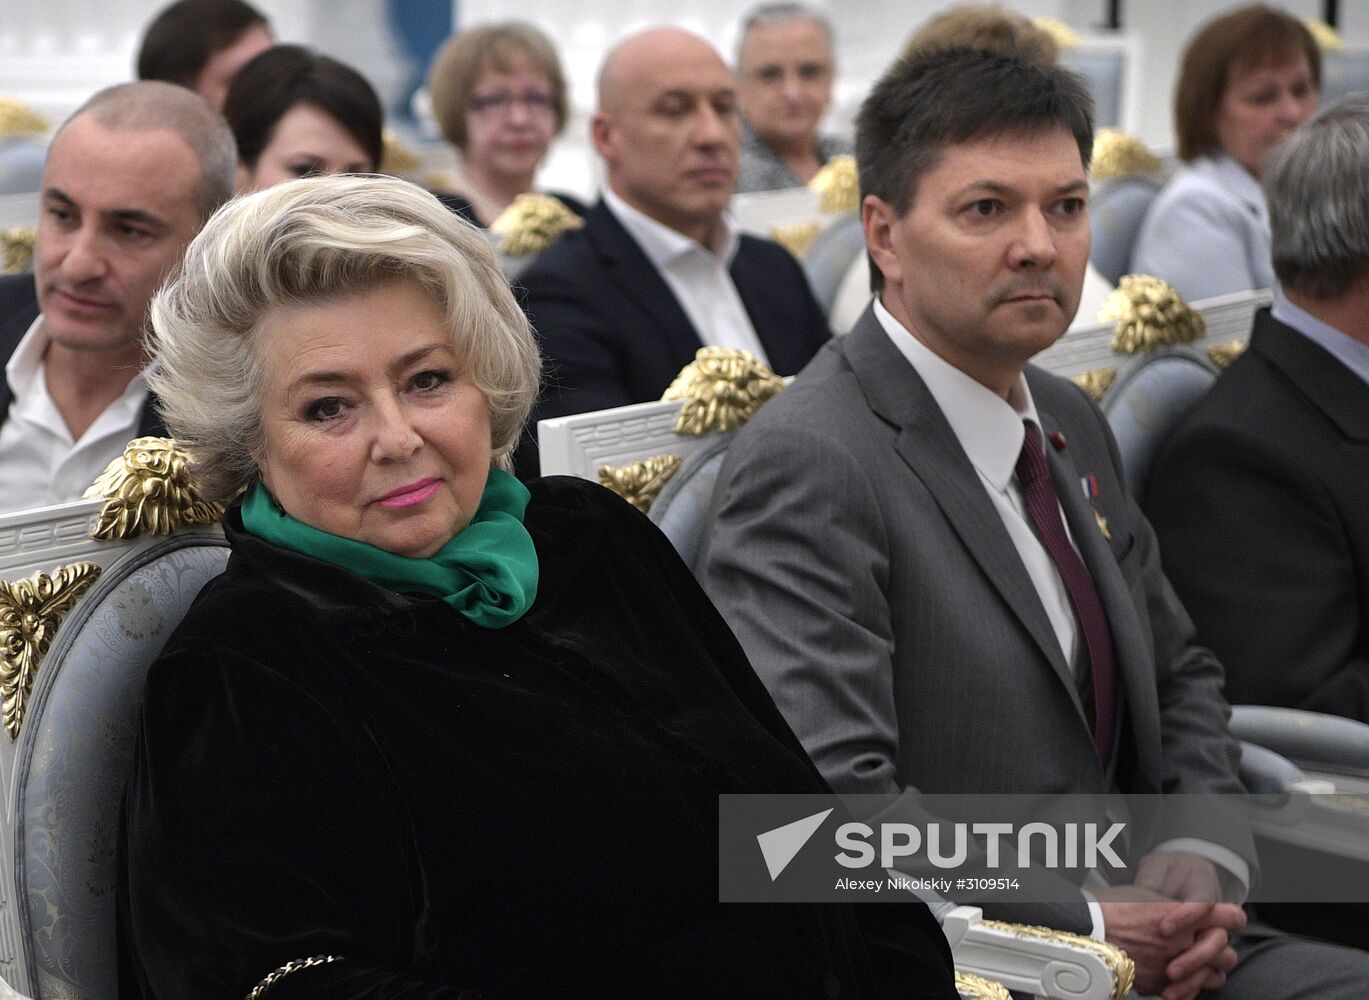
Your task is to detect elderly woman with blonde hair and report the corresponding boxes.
[115,175,954,999]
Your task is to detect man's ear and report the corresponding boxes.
[590,111,614,162]
[862,194,902,289]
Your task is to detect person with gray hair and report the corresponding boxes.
[0,80,235,513]
[734,2,851,192]
[115,172,956,999]
[1148,94,1369,951]
[1150,92,1369,733]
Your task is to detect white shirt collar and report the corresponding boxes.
[873,297,1042,491]
[5,314,151,442]
[602,186,741,268]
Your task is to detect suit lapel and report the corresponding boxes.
[0,275,41,427]
[731,245,798,373]
[583,201,705,362]
[842,310,1078,692]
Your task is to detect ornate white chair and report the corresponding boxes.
[0,439,227,999]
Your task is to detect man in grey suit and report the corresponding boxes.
[700,49,1369,1000]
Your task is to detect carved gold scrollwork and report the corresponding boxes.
[1072,366,1117,402]
[662,347,786,436]
[1304,18,1343,51]
[954,972,1012,1000]
[1100,275,1206,354]
[0,563,102,740]
[2,226,35,274]
[770,221,823,259]
[1090,130,1162,183]
[491,193,585,256]
[1208,340,1246,369]
[379,130,421,174]
[980,920,1136,1000]
[597,454,683,513]
[83,437,224,541]
[1032,16,1080,50]
[0,98,48,136]
[809,154,859,214]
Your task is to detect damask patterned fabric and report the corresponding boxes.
[17,541,228,1000]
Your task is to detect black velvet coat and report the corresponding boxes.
[118,477,954,999]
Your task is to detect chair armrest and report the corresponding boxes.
[1230,706,1369,779]
[955,971,1012,999]
[943,905,1135,1000]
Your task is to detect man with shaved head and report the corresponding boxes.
[514,25,829,477]
[0,82,235,512]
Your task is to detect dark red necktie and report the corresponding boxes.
[1015,422,1117,763]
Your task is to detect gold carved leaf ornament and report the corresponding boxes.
[1089,130,1162,184]
[0,563,103,740]
[954,972,1011,1000]
[491,193,584,256]
[1098,275,1205,354]
[84,437,224,541]
[597,454,683,513]
[809,155,859,215]
[662,347,786,437]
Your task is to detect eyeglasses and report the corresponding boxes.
[466,90,557,116]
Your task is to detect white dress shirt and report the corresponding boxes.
[0,316,149,513]
[873,299,1248,936]
[601,188,771,365]
[874,299,1081,665]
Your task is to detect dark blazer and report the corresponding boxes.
[0,273,166,437]
[1148,308,1369,721]
[119,477,955,1000]
[700,307,1252,933]
[514,199,830,476]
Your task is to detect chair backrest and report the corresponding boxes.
[1088,174,1162,285]
[801,213,865,321]
[538,350,786,572]
[1033,286,1270,385]
[1100,346,1219,499]
[0,139,44,198]
[0,441,228,999]
[1322,48,1369,105]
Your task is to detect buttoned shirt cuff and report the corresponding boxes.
[1082,890,1105,941]
[1149,838,1251,903]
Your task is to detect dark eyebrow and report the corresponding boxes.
[953,178,1089,199]
[43,187,170,231]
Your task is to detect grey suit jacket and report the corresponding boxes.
[698,307,1251,930]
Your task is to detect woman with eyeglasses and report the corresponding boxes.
[427,22,584,227]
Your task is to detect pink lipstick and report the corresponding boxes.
[376,478,441,509]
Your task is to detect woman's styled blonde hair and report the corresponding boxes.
[147,173,541,503]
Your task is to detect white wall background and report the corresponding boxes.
[2,0,1366,195]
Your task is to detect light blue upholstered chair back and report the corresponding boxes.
[1088,174,1162,285]
[801,214,865,321]
[0,438,230,999]
[648,433,735,574]
[0,139,44,198]
[13,531,228,999]
[1100,346,1218,500]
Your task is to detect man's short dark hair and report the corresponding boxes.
[856,49,1094,293]
[137,0,268,88]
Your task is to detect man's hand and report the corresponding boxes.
[1135,851,1222,903]
[1095,885,1245,1000]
